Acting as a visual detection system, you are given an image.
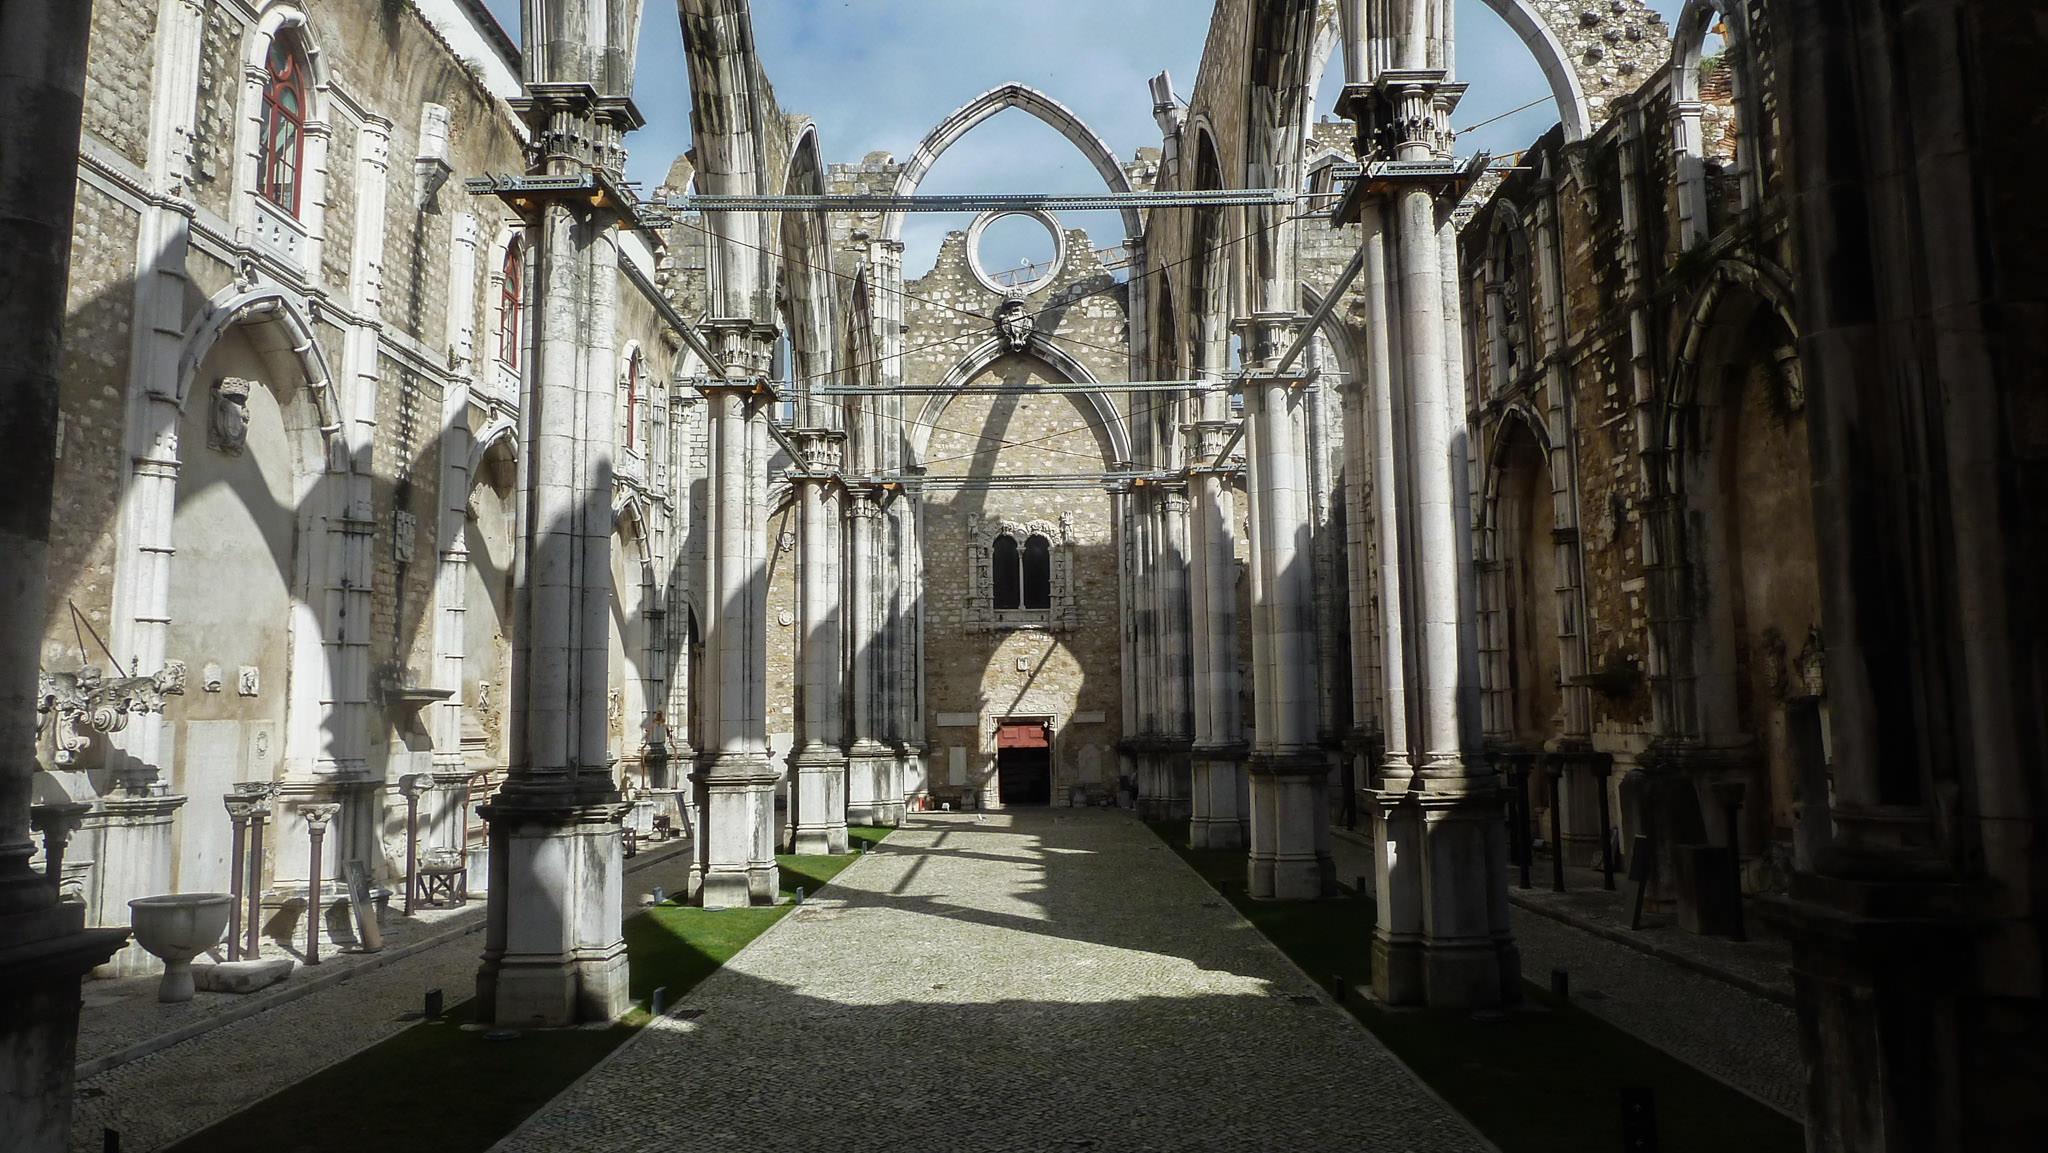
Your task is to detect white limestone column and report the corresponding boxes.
[1352,56,1515,1008]
[428,213,481,866]
[1157,484,1194,820]
[1242,318,1328,901]
[1188,420,1245,849]
[693,368,779,906]
[843,488,892,824]
[788,431,848,854]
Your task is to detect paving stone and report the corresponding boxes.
[499,810,1493,1153]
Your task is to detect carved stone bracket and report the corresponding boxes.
[36,661,187,766]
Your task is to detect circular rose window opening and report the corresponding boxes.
[967,209,1066,296]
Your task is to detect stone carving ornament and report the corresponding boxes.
[211,376,256,455]
[36,661,187,766]
[995,296,1034,352]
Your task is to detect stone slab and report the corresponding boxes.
[190,959,293,994]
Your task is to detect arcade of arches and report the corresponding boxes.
[3,2,2042,1152]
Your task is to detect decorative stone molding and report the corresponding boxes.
[995,294,1034,351]
[36,661,188,767]
[964,514,1077,632]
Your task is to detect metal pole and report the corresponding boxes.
[1546,757,1566,893]
[1593,755,1616,891]
[1513,755,1533,889]
[1717,782,1746,941]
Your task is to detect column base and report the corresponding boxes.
[788,744,849,856]
[474,786,630,1026]
[1246,751,1331,901]
[694,753,781,906]
[846,742,896,827]
[1367,779,1519,1008]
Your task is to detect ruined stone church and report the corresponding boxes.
[4,1,2042,1151]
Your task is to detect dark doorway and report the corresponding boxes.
[996,721,1052,806]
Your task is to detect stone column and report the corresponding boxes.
[843,488,892,825]
[1156,483,1194,820]
[1188,420,1245,848]
[1241,314,1330,901]
[788,431,848,854]
[474,80,641,1026]
[692,363,779,907]
[1345,53,1515,1008]
[0,4,133,1148]
[891,482,925,812]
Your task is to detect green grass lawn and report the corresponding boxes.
[1148,821,1805,1153]
[163,828,890,1153]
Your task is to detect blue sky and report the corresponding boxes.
[479,2,1684,276]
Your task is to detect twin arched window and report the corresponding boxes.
[259,34,307,215]
[992,534,1052,611]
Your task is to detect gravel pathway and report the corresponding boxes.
[497,809,1492,1153]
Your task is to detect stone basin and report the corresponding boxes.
[129,893,232,1002]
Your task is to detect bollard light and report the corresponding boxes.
[1330,974,1345,1003]
[794,886,805,905]
[1551,968,1570,1003]
[104,1129,119,1153]
[651,986,668,1016]
[425,989,443,1019]
[652,885,664,906]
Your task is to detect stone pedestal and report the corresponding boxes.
[1246,753,1330,900]
[846,741,895,827]
[1189,746,1245,849]
[694,753,779,907]
[84,791,185,977]
[788,743,847,856]
[475,791,630,1026]
[1370,781,1518,1010]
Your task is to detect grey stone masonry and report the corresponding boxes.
[500,810,1493,1153]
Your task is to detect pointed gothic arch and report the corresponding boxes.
[882,84,1143,246]
[905,336,1132,469]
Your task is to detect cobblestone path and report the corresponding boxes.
[498,810,1491,1153]
[68,843,697,1153]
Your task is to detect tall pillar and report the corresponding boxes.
[1188,420,1245,848]
[0,3,134,1148]
[691,364,780,906]
[788,431,848,854]
[843,488,893,825]
[1338,6,1516,1005]
[474,58,644,1024]
[1241,315,1330,901]
[1156,483,1194,820]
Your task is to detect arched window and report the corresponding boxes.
[259,34,308,215]
[1022,535,1051,609]
[497,240,522,369]
[993,535,1021,610]
[623,348,643,453]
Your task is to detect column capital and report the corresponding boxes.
[298,802,341,831]
[793,427,846,473]
[697,318,779,383]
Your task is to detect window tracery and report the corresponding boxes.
[967,514,1075,630]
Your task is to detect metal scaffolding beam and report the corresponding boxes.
[666,189,1300,213]
[815,379,1223,396]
